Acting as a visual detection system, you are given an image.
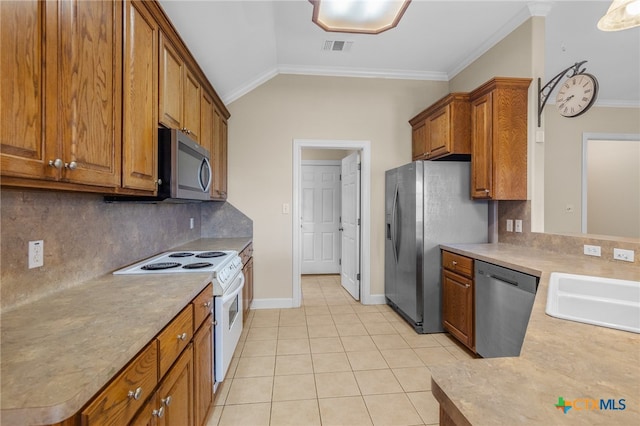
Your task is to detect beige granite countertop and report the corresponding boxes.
[0,237,251,426]
[433,243,640,425]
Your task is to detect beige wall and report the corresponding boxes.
[302,149,351,161]
[226,75,448,301]
[544,107,640,235]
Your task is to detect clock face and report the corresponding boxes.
[555,73,598,118]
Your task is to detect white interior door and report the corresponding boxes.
[341,152,361,300]
[301,164,341,274]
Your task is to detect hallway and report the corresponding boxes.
[206,275,475,425]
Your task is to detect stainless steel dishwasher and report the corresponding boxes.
[475,261,539,358]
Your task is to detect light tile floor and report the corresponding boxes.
[206,275,475,426]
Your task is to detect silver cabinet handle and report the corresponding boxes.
[177,332,187,341]
[127,387,142,400]
[65,161,77,170]
[203,301,212,309]
[162,395,172,406]
[213,319,218,326]
[152,406,165,418]
[156,178,163,185]
[48,159,63,169]
[451,260,457,266]
[484,189,490,193]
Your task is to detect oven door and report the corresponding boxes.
[214,271,244,382]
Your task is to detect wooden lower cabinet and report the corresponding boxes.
[130,345,194,426]
[441,251,475,351]
[193,317,214,426]
[240,244,254,322]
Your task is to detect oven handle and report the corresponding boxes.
[220,273,245,304]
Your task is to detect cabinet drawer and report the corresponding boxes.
[81,341,158,425]
[192,283,213,331]
[442,251,473,278]
[158,305,193,377]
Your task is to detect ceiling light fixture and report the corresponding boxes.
[597,0,640,31]
[309,0,412,34]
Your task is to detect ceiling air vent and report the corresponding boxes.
[322,40,353,52]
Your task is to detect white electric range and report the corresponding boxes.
[114,249,244,383]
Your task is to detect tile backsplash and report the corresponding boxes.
[1,189,202,311]
[498,200,639,264]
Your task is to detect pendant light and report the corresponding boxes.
[597,0,640,31]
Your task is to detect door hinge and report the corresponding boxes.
[339,258,341,266]
[339,174,342,181]
[357,163,361,171]
[357,218,361,226]
[357,273,360,281]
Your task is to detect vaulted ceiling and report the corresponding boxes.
[158,0,640,107]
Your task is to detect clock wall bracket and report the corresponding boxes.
[538,60,591,127]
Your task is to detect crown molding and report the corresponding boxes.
[277,64,448,81]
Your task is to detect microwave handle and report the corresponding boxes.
[199,157,212,192]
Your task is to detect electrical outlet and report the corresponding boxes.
[282,203,290,214]
[515,220,523,233]
[613,248,634,262]
[189,217,195,229]
[583,244,601,257]
[29,240,44,269]
[506,219,513,232]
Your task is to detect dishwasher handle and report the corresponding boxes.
[486,274,519,287]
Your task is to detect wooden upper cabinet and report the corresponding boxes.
[409,93,471,161]
[57,0,122,187]
[159,33,184,130]
[211,108,228,200]
[1,0,122,188]
[122,0,158,192]
[0,0,56,181]
[469,78,531,200]
[183,69,201,141]
[159,32,201,139]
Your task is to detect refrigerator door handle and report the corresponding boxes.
[391,184,399,263]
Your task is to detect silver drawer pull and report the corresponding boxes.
[162,395,173,407]
[451,260,457,266]
[203,301,212,309]
[127,387,142,400]
[65,161,77,170]
[152,406,165,418]
[177,332,188,341]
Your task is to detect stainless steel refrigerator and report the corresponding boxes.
[385,161,488,333]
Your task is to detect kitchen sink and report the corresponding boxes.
[546,272,640,333]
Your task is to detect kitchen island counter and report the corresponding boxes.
[433,243,639,425]
[0,237,251,426]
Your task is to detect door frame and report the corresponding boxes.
[293,139,371,307]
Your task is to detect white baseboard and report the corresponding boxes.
[365,294,386,305]
[250,298,294,310]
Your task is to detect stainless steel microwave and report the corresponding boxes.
[104,128,211,203]
[157,128,211,201]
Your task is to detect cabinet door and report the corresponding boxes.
[426,105,450,159]
[183,70,201,141]
[200,91,215,199]
[129,394,159,426]
[411,120,427,161]
[0,0,58,181]
[122,0,158,192]
[157,345,194,426]
[470,93,493,199]
[442,269,474,350]
[57,0,122,187]
[159,34,183,129]
[212,108,228,200]
[193,318,213,426]
[242,257,254,322]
